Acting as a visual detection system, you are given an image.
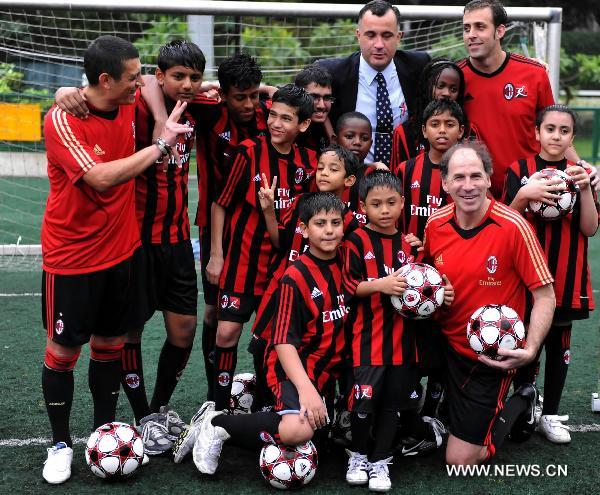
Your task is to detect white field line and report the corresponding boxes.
[2,424,600,447]
[0,292,41,297]
[0,291,204,297]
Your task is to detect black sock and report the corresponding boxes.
[399,408,428,440]
[202,321,217,401]
[512,358,539,390]
[213,345,238,411]
[149,340,192,411]
[42,365,74,446]
[121,342,150,423]
[491,395,528,450]
[351,412,372,455]
[542,325,571,415]
[421,371,445,418]
[251,341,273,411]
[370,409,399,462]
[89,358,121,429]
[213,411,281,449]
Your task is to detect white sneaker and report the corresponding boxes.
[538,414,571,444]
[345,449,369,485]
[42,442,73,484]
[534,395,544,425]
[368,457,392,492]
[158,405,187,441]
[173,401,215,463]
[141,418,173,455]
[422,416,446,447]
[192,410,230,474]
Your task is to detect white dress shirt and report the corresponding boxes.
[355,55,408,163]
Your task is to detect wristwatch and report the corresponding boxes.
[155,137,172,157]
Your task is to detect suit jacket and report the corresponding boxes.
[317,50,430,126]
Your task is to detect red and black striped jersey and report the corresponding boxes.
[503,155,597,313]
[398,153,449,245]
[134,96,196,244]
[341,164,369,225]
[424,199,554,360]
[191,96,270,228]
[458,53,554,198]
[216,136,317,295]
[390,121,418,175]
[296,122,330,155]
[265,251,347,393]
[343,226,417,366]
[251,194,359,342]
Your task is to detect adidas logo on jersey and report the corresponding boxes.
[219,131,231,141]
[295,226,303,234]
[253,174,262,182]
[311,287,323,299]
[435,254,443,266]
[411,180,420,189]
[521,176,529,186]
[93,144,105,156]
[364,251,375,260]
[410,390,419,399]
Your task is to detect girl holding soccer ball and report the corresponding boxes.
[503,104,598,444]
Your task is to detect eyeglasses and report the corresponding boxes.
[309,93,336,103]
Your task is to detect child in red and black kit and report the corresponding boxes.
[390,57,478,174]
[191,194,349,476]
[206,84,317,413]
[248,144,361,410]
[335,111,392,225]
[396,98,465,428]
[503,104,598,444]
[342,170,440,492]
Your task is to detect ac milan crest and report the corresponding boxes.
[486,255,498,274]
[124,373,140,389]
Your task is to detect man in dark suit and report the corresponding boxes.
[317,0,430,163]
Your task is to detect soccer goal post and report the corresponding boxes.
[0,0,562,268]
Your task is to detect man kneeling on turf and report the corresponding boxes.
[191,193,348,474]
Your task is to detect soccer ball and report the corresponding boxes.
[390,262,445,319]
[528,168,577,220]
[85,422,144,479]
[230,372,257,414]
[259,441,318,489]
[466,304,526,359]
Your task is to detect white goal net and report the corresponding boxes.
[0,1,560,272]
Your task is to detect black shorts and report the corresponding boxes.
[272,380,334,418]
[445,346,514,446]
[200,226,219,306]
[42,252,138,347]
[128,241,198,327]
[413,320,446,373]
[217,290,260,324]
[348,365,421,414]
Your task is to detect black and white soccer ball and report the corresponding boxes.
[230,372,257,414]
[466,304,526,359]
[259,441,318,490]
[85,422,144,479]
[390,262,445,319]
[528,168,577,220]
